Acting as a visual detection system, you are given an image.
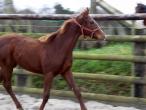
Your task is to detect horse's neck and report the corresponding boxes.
[50,25,80,54]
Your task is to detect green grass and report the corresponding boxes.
[74,43,132,55]
[73,43,133,75]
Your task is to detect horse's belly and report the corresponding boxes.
[18,61,42,74]
[14,50,42,73]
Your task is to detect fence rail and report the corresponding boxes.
[13,69,146,84]
[106,35,146,42]
[73,53,146,63]
[0,14,145,20]
[80,35,146,42]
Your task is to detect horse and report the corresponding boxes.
[0,8,105,110]
[135,3,146,25]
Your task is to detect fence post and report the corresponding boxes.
[133,28,146,97]
[16,69,28,87]
[90,0,97,13]
[25,71,33,88]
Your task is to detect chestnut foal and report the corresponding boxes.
[0,9,105,110]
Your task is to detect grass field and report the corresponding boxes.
[73,43,132,75]
[74,42,132,55]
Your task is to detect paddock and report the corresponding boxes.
[0,14,146,110]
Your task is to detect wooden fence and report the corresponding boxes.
[0,14,146,104]
[0,13,145,20]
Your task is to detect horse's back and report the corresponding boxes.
[0,33,42,71]
[0,33,38,55]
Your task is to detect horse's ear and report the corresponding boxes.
[81,8,89,17]
[78,8,89,18]
[77,8,89,21]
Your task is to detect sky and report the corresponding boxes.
[13,0,146,14]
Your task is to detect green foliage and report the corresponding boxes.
[31,76,43,88]
[74,43,132,55]
[72,60,131,76]
[73,43,132,75]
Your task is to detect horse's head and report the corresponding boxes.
[73,8,105,40]
[136,3,146,13]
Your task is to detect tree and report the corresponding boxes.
[54,4,74,14]
[4,0,15,13]
[39,7,52,14]
[3,0,16,32]
[0,0,4,13]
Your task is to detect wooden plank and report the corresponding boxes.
[79,35,146,42]
[73,53,146,63]
[0,14,145,20]
[13,69,146,84]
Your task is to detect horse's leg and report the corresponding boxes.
[39,73,54,110]
[0,70,3,83]
[62,71,87,110]
[143,19,146,26]
[2,67,23,110]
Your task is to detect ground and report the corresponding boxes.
[0,92,141,110]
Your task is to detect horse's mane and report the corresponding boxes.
[39,19,72,42]
[59,20,71,34]
[38,31,59,42]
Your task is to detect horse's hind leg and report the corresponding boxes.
[1,67,23,110]
[0,69,3,83]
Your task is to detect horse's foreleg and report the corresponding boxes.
[62,71,87,110]
[39,73,54,110]
[143,19,146,26]
[2,68,23,109]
